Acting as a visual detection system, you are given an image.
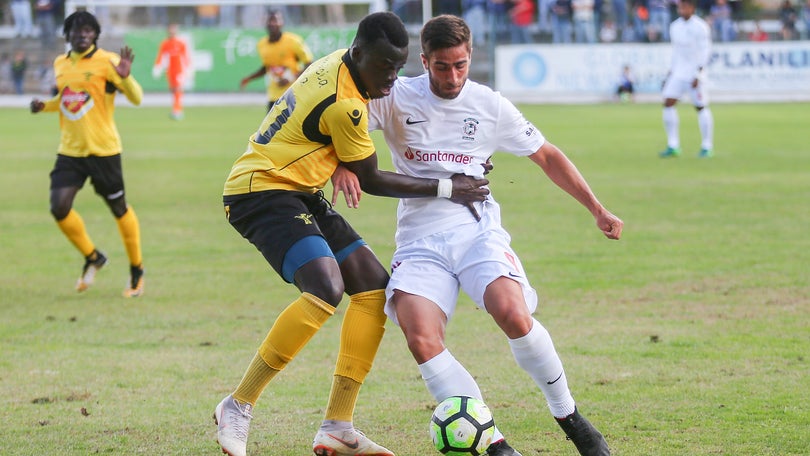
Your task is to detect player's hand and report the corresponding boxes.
[331,164,362,208]
[30,99,45,113]
[449,173,489,204]
[114,46,134,79]
[278,77,290,86]
[691,78,699,89]
[595,209,623,240]
[482,157,493,175]
[239,78,249,90]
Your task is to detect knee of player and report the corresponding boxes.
[405,333,446,362]
[106,195,128,218]
[50,204,71,220]
[301,280,345,307]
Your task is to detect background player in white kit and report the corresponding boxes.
[332,14,623,456]
[659,0,714,158]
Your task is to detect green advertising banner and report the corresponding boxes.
[126,27,357,92]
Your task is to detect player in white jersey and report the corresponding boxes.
[660,0,714,158]
[332,15,622,456]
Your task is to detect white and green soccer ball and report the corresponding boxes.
[430,396,496,455]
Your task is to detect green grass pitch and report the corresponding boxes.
[1,101,808,455]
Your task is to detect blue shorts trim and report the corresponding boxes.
[334,239,366,264]
[281,235,334,283]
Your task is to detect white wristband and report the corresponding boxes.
[436,179,453,198]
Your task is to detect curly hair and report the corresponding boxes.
[353,11,408,49]
[63,10,101,44]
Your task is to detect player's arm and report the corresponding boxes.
[341,153,490,203]
[112,47,143,106]
[30,94,59,113]
[240,66,266,89]
[528,141,623,240]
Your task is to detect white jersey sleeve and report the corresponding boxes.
[367,74,546,245]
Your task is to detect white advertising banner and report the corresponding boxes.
[495,42,810,103]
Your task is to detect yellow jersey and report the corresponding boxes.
[224,49,375,196]
[41,45,143,158]
[256,32,313,102]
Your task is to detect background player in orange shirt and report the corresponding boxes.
[153,23,190,120]
[240,9,313,111]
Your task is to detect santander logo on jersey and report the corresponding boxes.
[60,87,94,120]
[403,146,474,165]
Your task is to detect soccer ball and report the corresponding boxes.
[430,396,496,455]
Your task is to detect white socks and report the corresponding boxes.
[419,349,505,442]
[663,106,680,149]
[698,107,714,150]
[508,319,576,418]
[664,105,714,151]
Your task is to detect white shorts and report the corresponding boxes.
[384,218,538,326]
[662,74,709,107]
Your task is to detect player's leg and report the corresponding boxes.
[50,155,106,291]
[216,192,343,456]
[169,80,183,120]
[462,229,609,455]
[312,201,395,455]
[692,82,714,157]
[660,77,685,157]
[91,155,144,297]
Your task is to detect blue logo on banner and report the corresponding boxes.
[513,52,546,87]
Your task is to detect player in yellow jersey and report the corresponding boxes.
[239,9,313,112]
[213,11,490,456]
[30,11,145,298]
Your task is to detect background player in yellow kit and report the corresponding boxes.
[30,10,145,298]
[239,9,313,111]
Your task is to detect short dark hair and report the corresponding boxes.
[421,15,471,56]
[63,10,101,42]
[680,0,696,5]
[353,11,408,49]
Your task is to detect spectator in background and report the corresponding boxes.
[550,0,573,43]
[197,4,219,27]
[35,0,58,49]
[12,49,27,95]
[463,0,488,46]
[748,20,769,41]
[801,0,810,39]
[647,0,672,41]
[600,17,618,42]
[11,0,35,38]
[510,0,536,43]
[631,0,649,42]
[779,0,798,40]
[710,0,736,41]
[572,0,597,42]
[616,64,635,101]
[612,0,629,41]
[489,0,512,43]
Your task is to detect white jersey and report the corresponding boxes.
[669,14,711,80]
[368,74,546,245]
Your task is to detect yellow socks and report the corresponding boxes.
[56,209,95,257]
[115,207,142,267]
[233,293,334,405]
[325,289,387,422]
